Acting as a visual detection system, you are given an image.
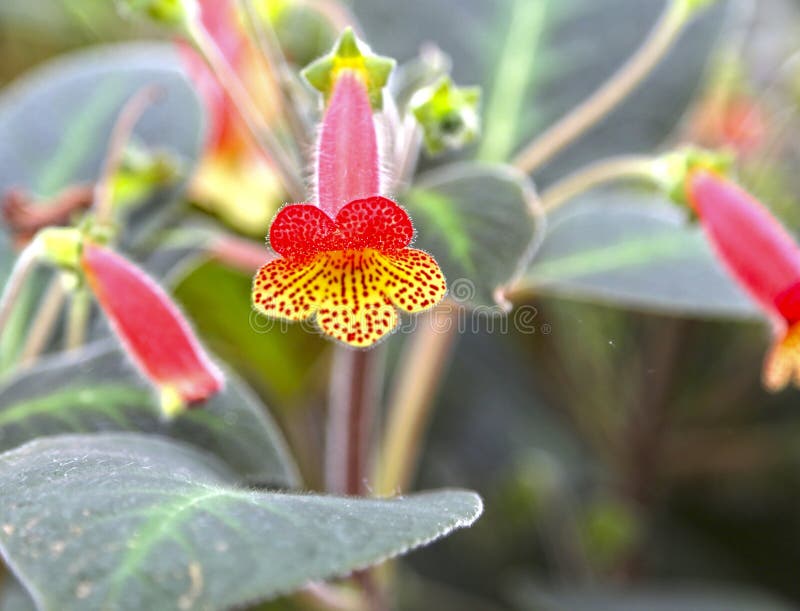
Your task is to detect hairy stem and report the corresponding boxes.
[326,347,385,495]
[188,21,306,201]
[539,155,655,212]
[377,309,457,495]
[513,0,696,173]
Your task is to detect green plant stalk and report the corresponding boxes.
[377,309,457,495]
[20,277,67,367]
[65,288,91,350]
[539,155,656,213]
[187,20,306,201]
[512,0,699,173]
[94,85,163,226]
[0,243,40,350]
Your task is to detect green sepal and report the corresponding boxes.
[114,0,199,30]
[35,227,84,271]
[650,146,734,208]
[410,77,482,155]
[302,27,395,110]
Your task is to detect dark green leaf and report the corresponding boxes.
[0,340,298,487]
[0,433,483,610]
[406,163,540,307]
[518,195,759,319]
[0,577,35,611]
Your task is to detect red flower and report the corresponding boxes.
[251,69,446,347]
[178,0,245,155]
[81,242,224,414]
[687,170,800,390]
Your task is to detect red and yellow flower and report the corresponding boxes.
[251,35,446,347]
[686,169,800,390]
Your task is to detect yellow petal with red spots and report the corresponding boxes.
[373,249,448,313]
[252,247,446,347]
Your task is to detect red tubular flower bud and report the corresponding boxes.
[316,71,380,216]
[81,242,224,415]
[687,170,800,391]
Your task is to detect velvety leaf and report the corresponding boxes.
[405,163,540,307]
[0,434,483,611]
[0,577,35,611]
[0,340,298,487]
[0,41,203,242]
[517,195,760,319]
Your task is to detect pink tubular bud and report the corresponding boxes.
[316,72,381,216]
[81,242,224,416]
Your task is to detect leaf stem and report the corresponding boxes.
[94,85,163,226]
[20,277,67,366]
[65,288,91,350]
[188,20,306,201]
[377,309,457,495]
[512,0,696,173]
[539,155,655,213]
[0,243,40,351]
[326,346,385,495]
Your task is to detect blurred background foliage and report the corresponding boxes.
[3,0,800,609]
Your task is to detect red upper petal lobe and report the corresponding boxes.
[335,196,413,252]
[689,170,800,323]
[269,204,338,257]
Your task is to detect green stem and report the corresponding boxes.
[65,288,91,350]
[0,243,40,350]
[94,85,162,226]
[20,277,67,367]
[513,0,697,173]
[539,155,655,213]
[377,309,457,495]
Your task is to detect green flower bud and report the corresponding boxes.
[410,77,482,155]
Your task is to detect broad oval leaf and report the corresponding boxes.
[516,195,760,319]
[406,162,541,307]
[0,340,298,487]
[0,434,483,611]
[0,41,203,242]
